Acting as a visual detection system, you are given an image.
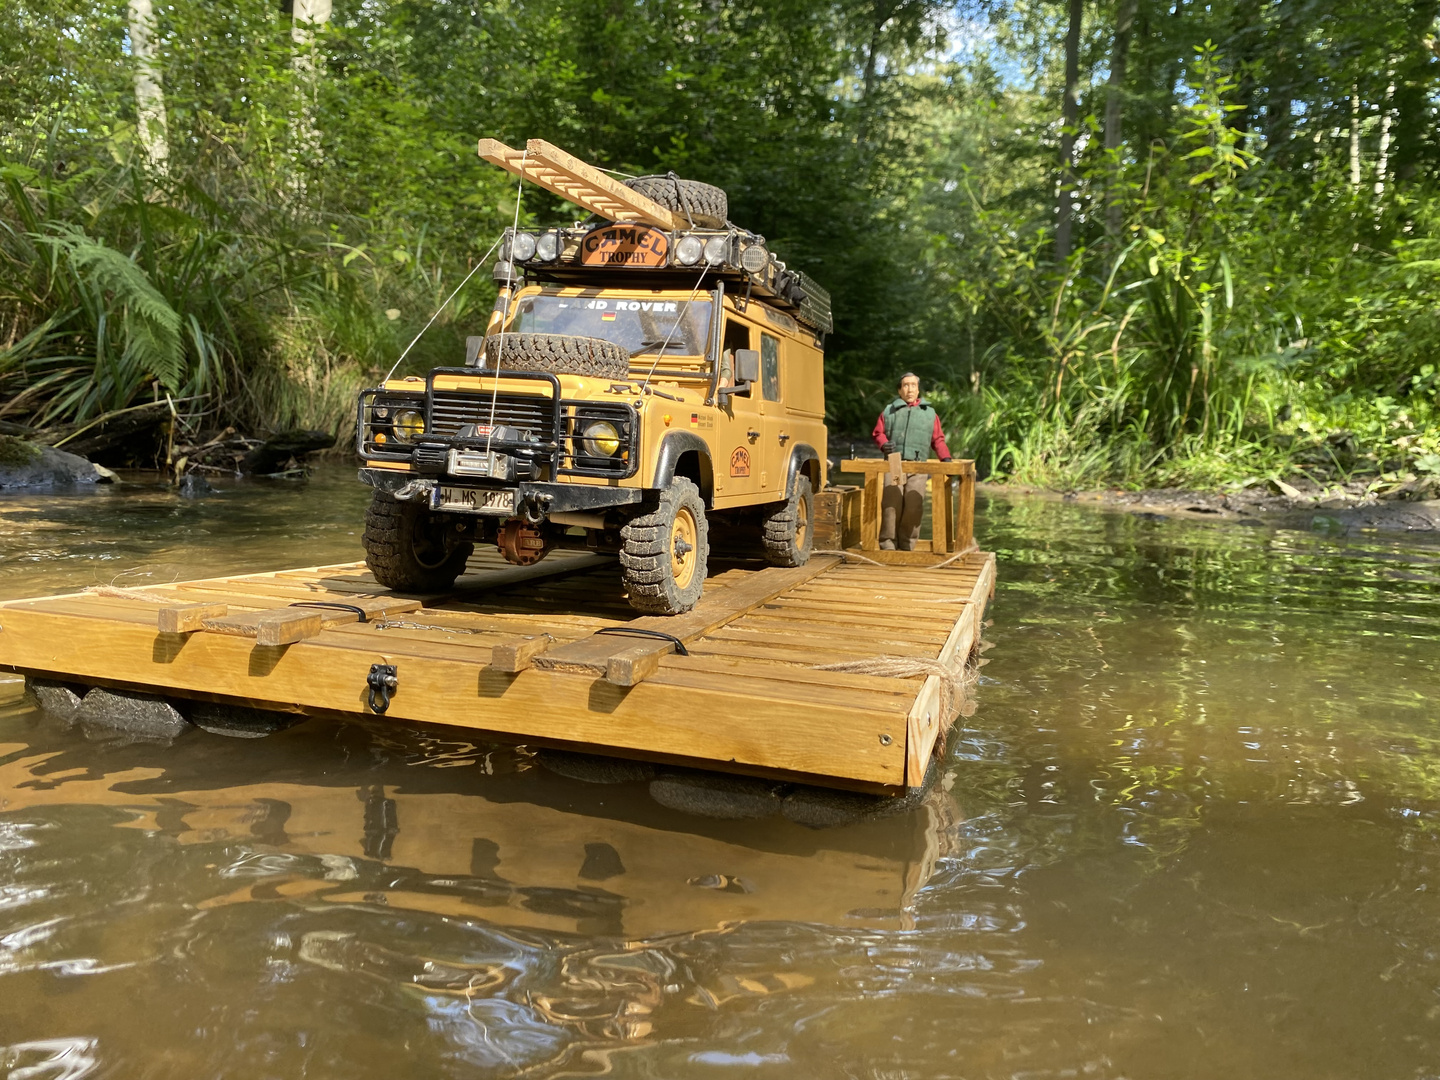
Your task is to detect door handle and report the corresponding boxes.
[778,432,791,443]
[746,429,761,440]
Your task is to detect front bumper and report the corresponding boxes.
[357,468,644,516]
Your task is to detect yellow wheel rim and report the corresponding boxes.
[670,506,699,590]
[796,494,809,550]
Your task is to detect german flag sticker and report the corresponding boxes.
[689,413,700,427]
[601,311,617,322]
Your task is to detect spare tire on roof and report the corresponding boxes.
[485,333,631,381]
[623,175,728,229]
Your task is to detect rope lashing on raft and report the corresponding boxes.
[84,585,179,604]
[810,655,977,738]
[811,548,976,570]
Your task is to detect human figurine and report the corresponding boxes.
[871,372,952,551]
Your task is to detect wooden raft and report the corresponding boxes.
[0,547,995,793]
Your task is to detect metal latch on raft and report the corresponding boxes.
[367,664,398,714]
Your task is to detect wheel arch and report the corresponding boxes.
[652,432,715,507]
[785,444,821,498]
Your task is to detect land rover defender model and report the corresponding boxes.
[354,140,832,615]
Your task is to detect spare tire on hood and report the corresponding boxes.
[485,333,631,381]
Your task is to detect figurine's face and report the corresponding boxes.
[899,376,920,404]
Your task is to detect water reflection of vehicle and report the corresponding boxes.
[0,704,962,940]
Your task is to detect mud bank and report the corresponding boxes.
[989,478,1440,534]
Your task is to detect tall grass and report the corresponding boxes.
[913,45,1440,491]
[0,151,492,445]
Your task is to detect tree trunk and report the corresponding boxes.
[1349,87,1362,190]
[1376,73,1396,198]
[1055,0,1084,262]
[127,0,168,176]
[1103,0,1139,234]
[1392,0,1440,183]
[289,0,332,199]
[859,0,896,145]
[1224,0,1263,135]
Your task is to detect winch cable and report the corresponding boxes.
[638,263,710,395]
[379,232,503,386]
[485,146,529,461]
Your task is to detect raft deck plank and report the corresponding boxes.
[0,549,995,792]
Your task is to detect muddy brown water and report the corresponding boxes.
[1,468,1439,1078]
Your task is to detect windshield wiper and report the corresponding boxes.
[629,339,689,357]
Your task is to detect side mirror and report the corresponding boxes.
[733,349,760,384]
[465,335,485,367]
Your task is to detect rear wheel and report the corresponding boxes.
[620,478,709,615]
[760,474,813,567]
[364,491,473,592]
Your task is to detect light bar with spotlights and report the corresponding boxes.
[674,235,703,266]
[510,232,538,261]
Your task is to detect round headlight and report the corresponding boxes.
[510,232,538,261]
[674,235,703,266]
[582,420,621,457]
[740,243,769,273]
[535,231,560,262]
[392,407,425,443]
[703,236,728,265]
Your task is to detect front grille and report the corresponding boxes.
[413,445,448,469]
[429,391,555,439]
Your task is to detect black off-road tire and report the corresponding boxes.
[760,474,813,567]
[620,478,709,615]
[485,333,631,380]
[623,175,728,229]
[364,491,473,593]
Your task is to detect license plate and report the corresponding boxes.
[435,486,515,516]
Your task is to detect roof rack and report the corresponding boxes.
[478,139,832,334]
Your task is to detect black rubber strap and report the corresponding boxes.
[594,626,689,656]
[289,601,371,622]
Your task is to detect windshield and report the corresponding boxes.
[512,294,713,358]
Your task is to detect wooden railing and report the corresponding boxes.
[842,458,977,560]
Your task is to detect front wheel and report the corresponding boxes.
[760,475,813,567]
[620,478,709,615]
[364,491,473,592]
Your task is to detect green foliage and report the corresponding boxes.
[1,0,1438,489]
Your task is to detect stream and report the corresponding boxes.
[1,468,1438,1079]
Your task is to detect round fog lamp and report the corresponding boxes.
[703,236,728,265]
[582,420,622,457]
[674,235,703,266]
[740,243,769,273]
[392,407,425,443]
[535,231,560,262]
[510,232,538,261]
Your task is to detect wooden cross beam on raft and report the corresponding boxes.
[160,596,423,646]
[525,557,842,686]
[477,138,682,231]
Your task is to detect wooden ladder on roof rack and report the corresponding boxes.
[478,138,682,231]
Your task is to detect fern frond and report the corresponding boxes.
[34,225,184,393]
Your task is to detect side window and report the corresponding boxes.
[720,319,751,389]
[760,333,781,402]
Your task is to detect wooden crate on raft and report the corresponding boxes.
[812,485,862,550]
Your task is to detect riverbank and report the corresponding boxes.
[989,476,1440,533]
